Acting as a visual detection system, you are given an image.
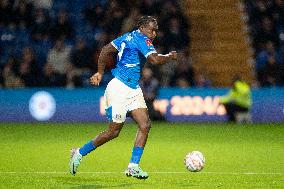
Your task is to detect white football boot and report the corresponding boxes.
[69,148,82,175]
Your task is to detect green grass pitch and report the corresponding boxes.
[0,122,283,188]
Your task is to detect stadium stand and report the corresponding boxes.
[0,0,191,88]
[244,0,284,86]
[183,0,254,87]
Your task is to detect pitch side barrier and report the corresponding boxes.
[0,88,283,122]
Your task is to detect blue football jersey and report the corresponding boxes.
[111,29,157,89]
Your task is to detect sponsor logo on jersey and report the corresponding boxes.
[126,35,133,41]
[125,63,137,67]
[145,39,153,46]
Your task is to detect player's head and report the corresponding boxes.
[137,16,158,40]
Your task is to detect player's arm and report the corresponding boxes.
[147,51,177,64]
[90,43,117,86]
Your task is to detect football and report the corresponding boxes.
[184,151,205,172]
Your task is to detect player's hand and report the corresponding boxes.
[169,51,177,60]
[90,72,103,86]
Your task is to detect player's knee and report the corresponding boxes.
[109,128,121,139]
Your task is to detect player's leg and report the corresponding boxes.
[132,108,151,148]
[92,122,124,147]
[70,78,127,175]
[125,108,151,179]
[70,122,124,175]
[79,122,124,155]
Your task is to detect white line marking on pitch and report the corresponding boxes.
[0,171,282,175]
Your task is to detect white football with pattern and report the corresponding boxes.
[184,151,205,172]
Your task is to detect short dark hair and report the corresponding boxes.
[137,16,157,28]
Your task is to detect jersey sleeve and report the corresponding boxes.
[138,38,157,58]
[111,33,128,51]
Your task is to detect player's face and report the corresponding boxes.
[141,21,158,40]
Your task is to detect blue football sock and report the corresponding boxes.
[130,146,144,164]
[79,140,96,156]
